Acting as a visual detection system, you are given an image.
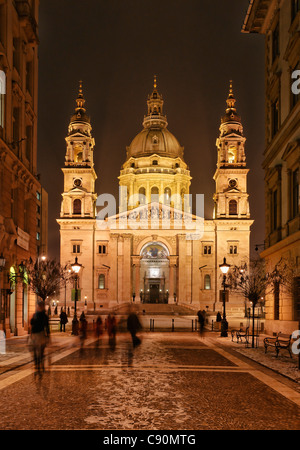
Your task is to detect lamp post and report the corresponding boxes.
[219,257,230,337]
[71,257,82,336]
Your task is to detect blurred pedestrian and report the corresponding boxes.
[127,311,142,348]
[79,312,88,348]
[59,308,68,332]
[197,310,204,336]
[0,329,6,355]
[95,316,103,346]
[107,313,117,348]
[216,311,222,322]
[30,300,50,377]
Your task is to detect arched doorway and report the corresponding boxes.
[139,242,170,303]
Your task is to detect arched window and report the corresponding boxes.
[151,186,159,202]
[139,187,146,205]
[76,152,83,163]
[229,200,237,215]
[204,274,211,290]
[164,187,171,204]
[228,146,237,164]
[73,199,81,215]
[98,274,105,290]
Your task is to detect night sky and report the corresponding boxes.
[37,0,265,260]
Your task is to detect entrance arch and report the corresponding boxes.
[139,242,170,304]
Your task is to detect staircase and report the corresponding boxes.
[112,303,197,316]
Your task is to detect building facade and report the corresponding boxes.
[243,0,300,334]
[0,0,48,336]
[58,80,253,317]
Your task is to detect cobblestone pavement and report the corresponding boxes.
[0,331,300,430]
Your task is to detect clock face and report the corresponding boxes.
[74,178,82,187]
[229,179,237,188]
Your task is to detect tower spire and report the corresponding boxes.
[75,80,86,112]
[143,75,167,129]
[226,79,237,112]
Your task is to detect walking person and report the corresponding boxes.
[127,311,142,348]
[59,308,68,332]
[79,312,88,348]
[30,300,50,378]
[197,310,205,336]
[95,316,103,347]
[107,313,117,349]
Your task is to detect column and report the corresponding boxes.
[169,264,174,303]
[135,263,141,302]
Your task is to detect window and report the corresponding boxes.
[26,125,33,162]
[203,245,212,255]
[292,168,299,218]
[98,274,105,290]
[151,186,159,202]
[13,107,20,145]
[229,245,238,255]
[228,146,236,164]
[73,199,81,215]
[139,187,146,205]
[292,0,300,21]
[152,160,158,165]
[164,187,171,203]
[98,245,107,254]
[36,232,40,241]
[72,244,81,254]
[37,191,41,201]
[204,274,211,290]
[272,22,279,62]
[271,99,279,137]
[76,152,83,163]
[13,38,20,73]
[272,189,278,231]
[229,200,237,215]
[26,61,33,95]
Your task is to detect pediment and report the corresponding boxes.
[97,201,204,234]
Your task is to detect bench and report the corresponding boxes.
[231,327,249,344]
[264,333,292,358]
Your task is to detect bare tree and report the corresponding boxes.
[227,257,298,348]
[23,258,73,303]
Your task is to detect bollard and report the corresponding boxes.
[192,320,194,332]
[212,319,214,331]
[172,318,174,332]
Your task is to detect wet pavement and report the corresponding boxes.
[0,331,300,430]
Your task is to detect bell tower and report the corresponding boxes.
[213,81,250,219]
[60,82,97,219]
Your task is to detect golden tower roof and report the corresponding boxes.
[126,77,184,160]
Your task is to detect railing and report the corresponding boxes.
[148,317,199,332]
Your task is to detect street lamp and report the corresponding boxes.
[71,257,82,335]
[219,257,230,337]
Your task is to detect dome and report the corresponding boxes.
[126,77,184,160]
[127,127,184,159]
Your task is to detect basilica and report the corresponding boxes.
[57,78,253,315]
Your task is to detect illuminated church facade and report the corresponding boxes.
[57,79,253,315]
